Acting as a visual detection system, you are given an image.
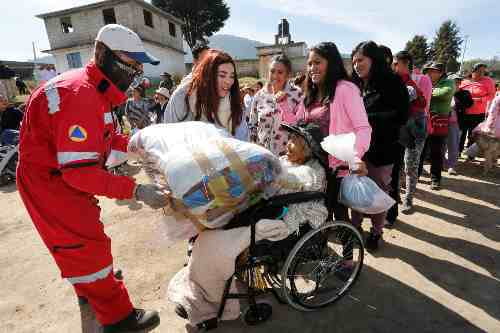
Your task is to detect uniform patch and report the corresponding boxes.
[68,125,88,142]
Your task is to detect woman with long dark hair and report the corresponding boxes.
[249,54,303,155]
[295,42,372,223]
[163,50,244,137]
[351,41,409,250]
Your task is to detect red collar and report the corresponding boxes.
[85,62,127,107]
[399,73,411,84]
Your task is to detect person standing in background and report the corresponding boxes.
[418,62,455,190]
[351,41,409,249]
[459,63,496,153]
[249,54,303,155]
[389,51,427,217]
[296,42,371,225]
[445,73,473,174]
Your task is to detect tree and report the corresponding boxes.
[404,35,430,69]
[429,20,463,72]
[152,0,230,50]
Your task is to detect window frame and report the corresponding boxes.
[102,8,117,25]
[66,52,83,69]
[60,16,74,34]
[168,22,176,37]
[143,9,154,28]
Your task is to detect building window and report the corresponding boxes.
[103,8,116,25]
[60,16,74,34]
[169,22,176,37]
[143,10,153,28]
[66,52,82,69]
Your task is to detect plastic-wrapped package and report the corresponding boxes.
[339,175,395,214]
[128,122,231,163]
[128,122,282,231]
[321,133,357,169]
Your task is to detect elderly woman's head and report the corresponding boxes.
[286,133,312,164]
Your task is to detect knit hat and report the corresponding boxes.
[281,122,328,167]
[422,61,445,74]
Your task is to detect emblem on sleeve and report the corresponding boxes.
[68,125,88,142]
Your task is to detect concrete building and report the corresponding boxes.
[36,0,185,78]
[257,19,308,79]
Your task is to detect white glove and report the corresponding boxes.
[255,219,290,242]
[134,184,169,209]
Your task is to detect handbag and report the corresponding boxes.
[429,113,449,136]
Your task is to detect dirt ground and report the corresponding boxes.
[0,159,499,333]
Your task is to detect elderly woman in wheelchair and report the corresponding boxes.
[167,123,364,331]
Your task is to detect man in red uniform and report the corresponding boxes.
[17,24,167,332]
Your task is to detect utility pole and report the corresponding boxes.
[460,35,469,73]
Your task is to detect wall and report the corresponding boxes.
[52,46,93,73]
[235,59,259,77]
[142,42,185,78]
[50,42,184,79]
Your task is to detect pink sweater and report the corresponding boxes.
[474,94,500,138]
[296,80,372,171]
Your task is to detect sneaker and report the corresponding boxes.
[365,232,381,251]
[448,168,457,175]
[401,200,414,215]
[103,309,160,333]
[430,181,441,190]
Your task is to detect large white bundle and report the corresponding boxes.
[128,122,282,230]
[128,122,231,163]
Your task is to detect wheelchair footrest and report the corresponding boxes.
[243,303,272,326]
[196,318,218,330]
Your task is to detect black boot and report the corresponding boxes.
[365,232,381,251]
[103,308,160,333]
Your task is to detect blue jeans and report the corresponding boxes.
[444,122,461,169]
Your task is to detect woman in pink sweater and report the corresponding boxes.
[295,42,372,222]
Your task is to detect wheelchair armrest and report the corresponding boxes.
[266,191,326,207]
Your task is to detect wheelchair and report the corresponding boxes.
[194,191,365,330]
[0,129,19,186]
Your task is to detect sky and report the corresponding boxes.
[1,0,499,61]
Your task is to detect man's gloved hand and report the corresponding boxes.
[134,184,169,209]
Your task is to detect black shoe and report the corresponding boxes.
[103,309,160,333]
[384,219,395,229]
[174,304,188,319]
[365,232,381,251]
[430,181,441,190]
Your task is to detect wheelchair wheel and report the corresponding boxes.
[280,221,364,311]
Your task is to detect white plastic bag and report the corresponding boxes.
[339,175,395,214]
[321,133,357,169]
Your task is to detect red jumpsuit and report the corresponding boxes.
[17,63,136,325]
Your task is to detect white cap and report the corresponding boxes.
[96,24,160,65]
[155,87,170,98]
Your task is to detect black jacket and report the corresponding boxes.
[0,106,23,131]
[454,90,474,129]
[362,73,409,166]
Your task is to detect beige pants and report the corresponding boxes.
[0,79,17,101]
